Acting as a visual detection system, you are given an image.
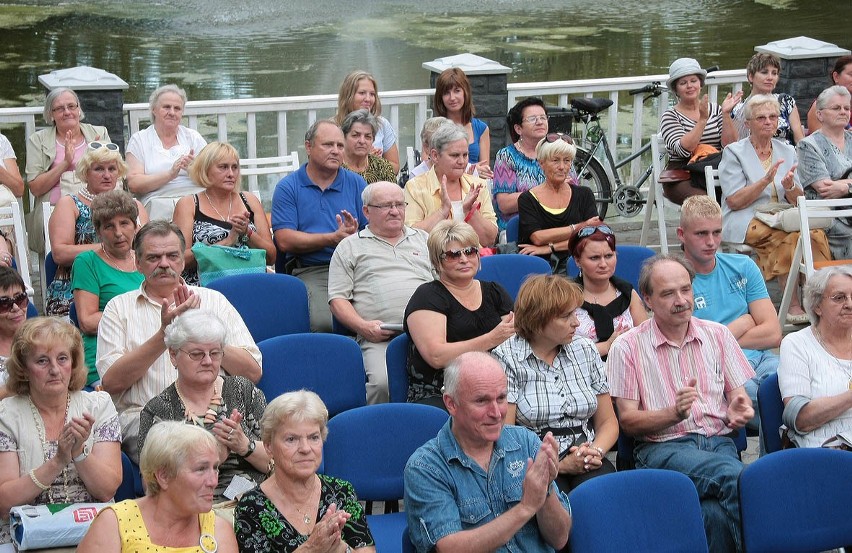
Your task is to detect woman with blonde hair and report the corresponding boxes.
[335,70,399,172]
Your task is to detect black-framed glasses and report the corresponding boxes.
[88,141,120,152]
[545,133,574,145]
[440,246,479,261]
[0,292,28,314]
[51,103,79,113]
[367,202,407,212]
[577,225,614,238]
[179,349,225,362]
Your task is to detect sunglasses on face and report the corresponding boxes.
[0,292,28,314]
[88,141,120,152]
[440,246,479,261]
[545,133,574,145]
[577,225,614,238]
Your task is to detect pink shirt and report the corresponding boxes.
[607,316,754,442]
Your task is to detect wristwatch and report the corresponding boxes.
[240,439,256,458]
[549,242,556,255]
[72,444,90,463]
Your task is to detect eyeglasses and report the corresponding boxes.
[545,133,574,145]
[88,141,120,152]
[523,115,548,124]
[826,293,852,305]
[51,103,79,113]
[367,202,407,212]
[179,349,225,362]
[0,292,27,314]
[440,246,479,261]
[577,225,614,238]
[751,114,780,123]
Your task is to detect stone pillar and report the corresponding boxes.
[38,66,129,152]
[755,37,851,126]
[423,54,512,163]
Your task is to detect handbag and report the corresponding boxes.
[11,502,111,550]
[753,202,832,233]
[191,242,266,286]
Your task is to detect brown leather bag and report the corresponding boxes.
[658,169,691,184]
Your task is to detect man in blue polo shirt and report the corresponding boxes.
[272,119,368,332]
[678,196,782,441]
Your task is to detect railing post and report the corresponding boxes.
[755,37,851,127]
[422,54,512,164]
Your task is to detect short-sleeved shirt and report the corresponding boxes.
[403,280,513,402]
[271,164,368,266]
[731,93,798,143]
[607,317,754,442]
[0,133,15,160]
[493,334,608,455]
[691,253,770,362]
[517,185,597,264]
[404,419,571,553]
[403,168,497,229]
[373,115,397,154]
[126,125,207,204]
[491,144,545,228]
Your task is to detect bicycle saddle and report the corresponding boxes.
[571,97,614,114]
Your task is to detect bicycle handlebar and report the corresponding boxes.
[628,82,665,96]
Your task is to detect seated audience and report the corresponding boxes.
[340,110,397,184]
[72,190,145,386]
[778,266,852,448]
[335,70,399,172]
[0,318,122,544]
[139,310,268,501]
[493,275,617,492]
[404,124,497,247]
[0,268,29,400]
[403,221,513,408]
[78,421,238,553]
[806,55,852,133]
[433,68,491,171]
[329,181,434,404]
[234,390,375,553]
[404,352,572,552]
[0,131,24,205]
[173,141,275,285]
[126,84,207,220]
[409,117,452,177]
[568,225,647,359]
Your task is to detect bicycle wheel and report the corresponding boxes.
[573,147,611,220]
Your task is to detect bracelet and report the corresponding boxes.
[246,227,254,239]
[569,224,576,235]
[29,470,50,491]
[464,202,481,223]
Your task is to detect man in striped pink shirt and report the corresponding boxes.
[607,254,754,553]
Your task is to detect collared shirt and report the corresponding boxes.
[96,283,261,429]
[405,419,570,553]
[607,317,754,442]
[493,334,608,455]
[403,167,497,228]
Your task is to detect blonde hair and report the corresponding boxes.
[260,390,329,444]
[427,220,480,272]
[188,142,240,189]
[536,136,576,163]
[336,71,382,123]
[75,146,127,182]
[680,195,722,228]
[140,421,217,496]
[5,317,87,396]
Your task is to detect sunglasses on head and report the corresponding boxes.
[545,133,574,145]
[440,246,479,261]
[88,141,120,152]
[577,225,614,238]
[0,292,28,314]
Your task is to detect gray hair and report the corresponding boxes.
[802,265,852,326]
[420,117,452,149]
[443,352,501,399]
[743,93,781,120]
[816,85,852,110]
[164,310,227,350]
[638,254,695,297]
[304,119,340,145]
[260,390,329,444]
[429,123,468,155]
[340,109,378,136]
[149,84,188,121]
[361,180,401,205]
[133,220,186,259]
[43,88,84,125]
[140,421,217,497]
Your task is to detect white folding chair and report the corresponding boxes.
[406,146,418,175]
[39,201,55,301]
[240,152,300,203]
[704,166,753,256]
[778,196,852,330]
[639,134,676,253]
[0,200,34,299]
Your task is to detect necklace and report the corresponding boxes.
[77,188,96,202]
[813,327,852,390]
[101,244,135,272]
[204,191,233,222]
[585,282,612,305]
[277,474,317,526]
[174,378,224,426]
[28,394,72,504]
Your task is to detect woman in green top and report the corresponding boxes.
[71,190,146,385]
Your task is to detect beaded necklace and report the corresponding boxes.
[28,394,71,503]
[174,377,224,426]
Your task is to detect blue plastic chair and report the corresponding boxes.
[323,404,449,553]
[739,448,852,552]
[385,333,410,403]
[569,470,708,552]
[44,251,58,288]
[114,452,144,501]
[757,372,784,454]
[25,301,37,318]
[506,215,520,243]
[257,333,366,415]
[477,254,551,300]
[567,244,655,291]
[206,273,310,343]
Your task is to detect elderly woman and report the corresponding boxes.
[517,134,601,272]
[807,56,852,133]
[492,97,549,230]
[234,390,375,552]
[568,225,648,359]
[126,84,208,220]
[138,310,268,501]
[78,421,239,552]
[0,131,24,206]
[46,143,148,317]
[71,190,145,386]
[0,269,32,400]
[659,58,741,205]
[335,71,399,173]
[340,109,397,184]
[404,221,514,408]
[798,85,852,261]
[25,88,111,254]
[433,68,491,171]
[731,53,805,144]
[0,318,122,544]
[720,94,831,324]
[404,124,498,247]
[172,141,275,285]
[493,275,617,492]
[778,266,852,448]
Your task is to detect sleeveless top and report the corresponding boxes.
[44,194,97,316]
[107,500,218,553]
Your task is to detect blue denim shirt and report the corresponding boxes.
[404,419,571,552]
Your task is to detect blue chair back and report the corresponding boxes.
[68,301,78,327]
[44,252,58,288]
[257,333,366,416]
[566,244,655,292]
[477,254,551,300]
[114,452,144,501]
[569,470,708,552]
[26,301,37,318]
[506,215,520,243]
[757,373,784,454]
[206,273,310,342]
[385,333,410,403]
[739,448,852,552]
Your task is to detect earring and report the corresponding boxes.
[267,458,275,476]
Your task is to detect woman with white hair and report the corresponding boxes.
[126,84,208,220]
